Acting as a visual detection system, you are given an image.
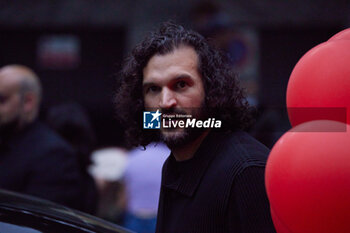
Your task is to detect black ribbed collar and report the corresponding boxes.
[162,131,229,197]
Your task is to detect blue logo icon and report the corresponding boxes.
[143,110,161,129]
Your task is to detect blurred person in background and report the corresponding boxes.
[0,64,84,210]
[89,147,128,224]
[123,142,169,233]
[46,102,99,214]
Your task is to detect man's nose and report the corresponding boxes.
[159,88,177,109]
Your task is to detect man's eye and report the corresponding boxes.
[148,86,160,93]
[175,81,187,89]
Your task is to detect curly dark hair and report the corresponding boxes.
[115,22,251,148]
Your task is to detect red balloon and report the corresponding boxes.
[266,120,350,233]
[286,40,350,127]
[328,28,350,41]
[271,208,292,233]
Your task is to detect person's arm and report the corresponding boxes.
[228,166,276,233]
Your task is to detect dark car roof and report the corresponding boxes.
[0,189,134,233]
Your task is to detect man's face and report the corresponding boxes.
[143,45,206,148]
[0,73,22,132]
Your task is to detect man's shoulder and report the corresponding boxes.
[13,121,74,157]
[184,131,270,200]
[212,131,270,167]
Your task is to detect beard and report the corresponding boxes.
[159,105,208,150]
[160,126,205,149]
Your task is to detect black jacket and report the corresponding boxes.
[0,121,84,210]
[156,131,276,233]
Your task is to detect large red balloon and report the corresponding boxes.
[266,120,350,233]
[328,28,350,41]
[286,40,350,127]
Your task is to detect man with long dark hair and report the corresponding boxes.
[115,22,275,233]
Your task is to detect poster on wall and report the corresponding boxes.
[37,35,81,70]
